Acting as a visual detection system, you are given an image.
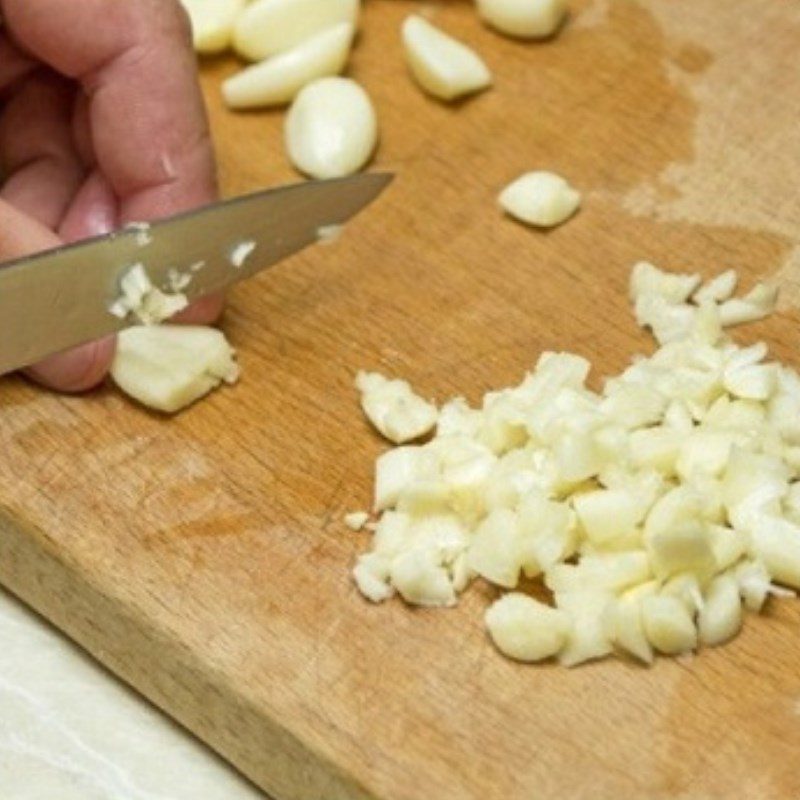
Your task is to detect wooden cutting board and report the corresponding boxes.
[3,1,800,798]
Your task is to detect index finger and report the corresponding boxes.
[1,0,218,223]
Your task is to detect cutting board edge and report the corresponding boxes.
[0,507,378,800]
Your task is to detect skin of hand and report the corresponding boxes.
[0,0,224,392]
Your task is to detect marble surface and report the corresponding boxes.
[0,588,267,800]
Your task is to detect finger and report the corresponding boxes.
[0,32,34,94]
[59,170,118,242]
[0,71,85,229]
[1,0,218,224]
[0,199,114,391]
[25,336,116,394]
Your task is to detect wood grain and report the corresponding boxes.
[3,1,800,798]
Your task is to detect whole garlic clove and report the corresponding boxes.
[475,0,568,40]
[499,171,581,228]
[223,22,355,109]
[285,77,378,179]
[233,0,359,62]
[402,14,492,102]
[180,0,246,54]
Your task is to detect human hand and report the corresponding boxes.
[0,0,224,392]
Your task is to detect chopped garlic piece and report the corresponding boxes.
[230,240,257,268]
[556,590,614,667]
[180,0,245,54]
[693,269,738,303]
[344,511,370,531]
[353,553,394,603]
[357,371,438,444]
[698,574,742,646]
[316,224,344,245]
[285,77,378,179]
[402,15,492,101]
[233,0,359,61]
[111,325,239,413]
[167,268,192,292]
[476,0,567,39]
[223,22,354,109]
[750,516,800,589]
[390,549,456,607]
[606,584,657,664]
[124,221,153,247]
[485,594,571,662]
[110,263,188,325]
[642,595,697,655]
[499,171,580,229]
[573,489,639,545]
[718,283,778,326]
[630,262,701,304]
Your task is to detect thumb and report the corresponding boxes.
[0,199,116,392]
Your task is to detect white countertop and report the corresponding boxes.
[0,588,266,800]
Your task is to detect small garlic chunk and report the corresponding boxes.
[353,553,394,603]
[233,0,359,62]
[499,171,581,228]
[285,77,378,179]
[476,0,567,39]
[344,511,370,531]
[222,22,355,109]
[111,325,239,414]
[109,263,188,325]
[357,371,438,445]
[641,595,697,655]
[485,593,571,662]
[698,573,742,646]
[390,549,456,607]
[556,590,614,667]
[402,15,492,102]
[718,283,778,327]
[229,240,257,268]
[693,269,738,304]
[180,0,245,54]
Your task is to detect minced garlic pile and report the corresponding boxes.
[348,262,799,667]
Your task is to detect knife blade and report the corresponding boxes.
[0,172,392,376]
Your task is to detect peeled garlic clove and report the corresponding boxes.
[180,0,245,54]
[111,325,239,414]
[499,171,581,228]
[485,593,571,662]
[285,77,378,179]
[698,574,743,646]
[223,22,354,109]
[475,0,567,39]
[402,15,492,101]
[233,0,359,61]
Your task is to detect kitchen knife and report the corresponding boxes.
[0,172,392,376]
